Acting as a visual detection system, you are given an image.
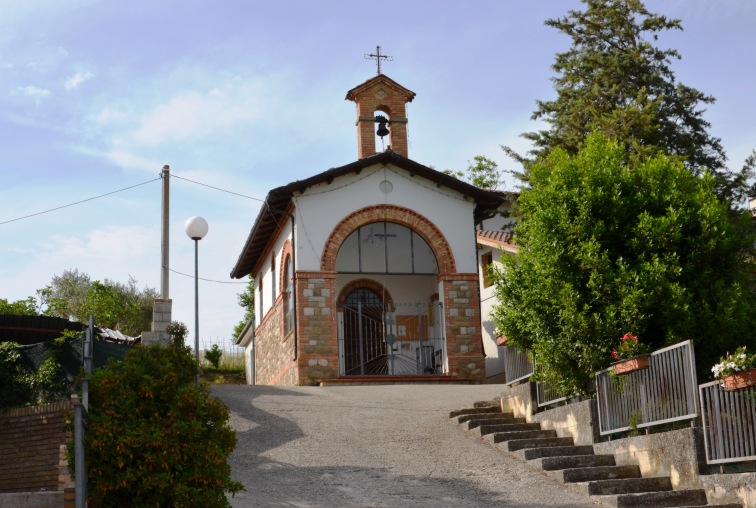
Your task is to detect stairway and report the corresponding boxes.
[449,403,742,508]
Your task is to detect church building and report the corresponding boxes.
[231,70,509,386]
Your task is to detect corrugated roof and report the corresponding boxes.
[476,230,518,253]
[230,150,508,279]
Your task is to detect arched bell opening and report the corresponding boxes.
[373,107,391,153]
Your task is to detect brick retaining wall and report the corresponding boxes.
[0,402,73,494]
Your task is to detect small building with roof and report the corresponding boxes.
[231,73,510,386]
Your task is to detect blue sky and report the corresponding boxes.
[2,1,755,348]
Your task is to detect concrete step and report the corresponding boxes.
[462,415,525,430]
[455,412,518,426]
[597,489,709,507]
[516,445,595,461]
[484,429,558,444]
[473,400,500,408]
[551,464,642,483]
[478,422,542,437]
[449,407,502,418]
[532,453,616,471]
[683,505,742,508]
[502,436,575,452]
[580,476,672,496]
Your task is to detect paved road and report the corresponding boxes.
[213,384,602,508]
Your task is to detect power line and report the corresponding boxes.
[167,267,248,284]
[0,177,161,225]
[171,174,265,202]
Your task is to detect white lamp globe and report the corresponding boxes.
[184,216,209,240]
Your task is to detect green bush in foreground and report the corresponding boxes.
[74,343,243,507]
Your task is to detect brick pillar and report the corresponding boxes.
[296,271,338,385]
[142,298,172,345]
[441,274,485,381]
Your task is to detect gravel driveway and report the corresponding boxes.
[213,384,601,508]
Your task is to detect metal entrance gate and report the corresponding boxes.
[337,300,446,376]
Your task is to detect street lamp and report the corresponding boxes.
[185,216,208,387]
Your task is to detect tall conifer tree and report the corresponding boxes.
[507,0,754,202]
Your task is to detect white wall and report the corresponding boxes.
[255,220,293,328]
[292,164,478,273]
[478,245,517,379]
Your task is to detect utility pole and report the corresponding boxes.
[161,165,170,299]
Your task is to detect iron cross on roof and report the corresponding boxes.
[364,45,393,75]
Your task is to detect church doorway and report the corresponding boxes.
[334,219,447,377]
[337,286,445,377]
[339,287,387,375]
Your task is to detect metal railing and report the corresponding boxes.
[596,340,698,435]
[699,380,756,465]
[337,301,446,376]
[537,382,570,407]
[503,345,534,385]
[502,346,571,406]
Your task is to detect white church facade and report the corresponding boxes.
[232,73,511,386]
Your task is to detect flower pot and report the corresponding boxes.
[612,354,650,375]
[723,367,756,391]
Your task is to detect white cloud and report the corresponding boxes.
[19,85,51,99]
[130,80,270,145]
[65,71,95,90]
[103,150,163,172]
[39,225,159,264]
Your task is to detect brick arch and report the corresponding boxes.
[337,279,394,306]
[279,239,293,292]
[321,205,456,274]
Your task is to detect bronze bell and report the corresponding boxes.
[375,115,390,138]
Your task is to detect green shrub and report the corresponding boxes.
[72,343,243,506]
[204,344,223,369]
[166,321,189,347]
[0,342,33,409]
[492,135,756,394]
[0,340,68,409]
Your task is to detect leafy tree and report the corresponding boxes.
[73,343,244,506]
[233,276,255,340]
[491,135,756,395]
[39,268,92,319]
[41,269,157,336]
[444,156,502,190]
[0,296,39,316]
[506,0,754,202]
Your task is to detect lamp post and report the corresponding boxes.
[184,216,208,387]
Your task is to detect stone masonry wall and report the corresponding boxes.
[297,271,338,386]
[442,274,485,381]
[254,297,296,386]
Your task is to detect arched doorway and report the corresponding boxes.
[331,216,449,377]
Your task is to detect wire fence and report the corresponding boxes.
[199,339,245,370]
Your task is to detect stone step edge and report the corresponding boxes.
[571,476,673,497]
[515,445,595,461]
[546,464,642,484]
[591,488,708,508]
[530,454,616,472]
